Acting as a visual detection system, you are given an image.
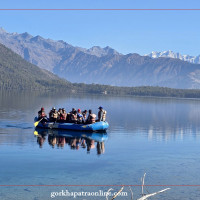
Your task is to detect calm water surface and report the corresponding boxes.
[1,91,200,199]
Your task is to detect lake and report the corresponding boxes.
[1,90,200,200]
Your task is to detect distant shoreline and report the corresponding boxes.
[73,83,200,99]
[2,84,200,100]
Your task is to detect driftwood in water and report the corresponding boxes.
[107,173,170,200]
[137,188,170,200]
[111,187,124,200]
[129,186,134,200]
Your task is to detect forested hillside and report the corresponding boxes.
[0,43,72,90]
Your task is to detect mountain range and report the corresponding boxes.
[145,50,200,65]
[3,37,200,99]
[1,27,200,89]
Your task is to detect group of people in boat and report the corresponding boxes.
[38,106,107,124]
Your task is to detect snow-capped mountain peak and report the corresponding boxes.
[145,50,200,64]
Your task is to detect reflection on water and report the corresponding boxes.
[34,128,107,154]
[2,90,200,199]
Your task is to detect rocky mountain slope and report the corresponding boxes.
[1,28,200,89]
[0,27,120,72]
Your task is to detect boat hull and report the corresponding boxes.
[34,117,109,132]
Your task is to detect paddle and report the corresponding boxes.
[34,130,39,136]
[34,118,43,127]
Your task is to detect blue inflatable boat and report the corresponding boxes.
[34,117,109,132]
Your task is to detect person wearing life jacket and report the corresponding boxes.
[71,110,78,123]
[97,106,107,122]
[87,109,96,124]
[58,108,62,116]
[61,108,67,121]
[66,111,71,122]
[49,107,58,122]
[77,108,83,124]
[82,110,88,124]
[37,107,48,124]
[57,108,63,122]
[49,107,55,119]
[38,107,47,120]
[68,108,76,123]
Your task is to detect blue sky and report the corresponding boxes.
[0,0,200,55]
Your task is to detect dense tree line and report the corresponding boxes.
[74,83,200,98]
